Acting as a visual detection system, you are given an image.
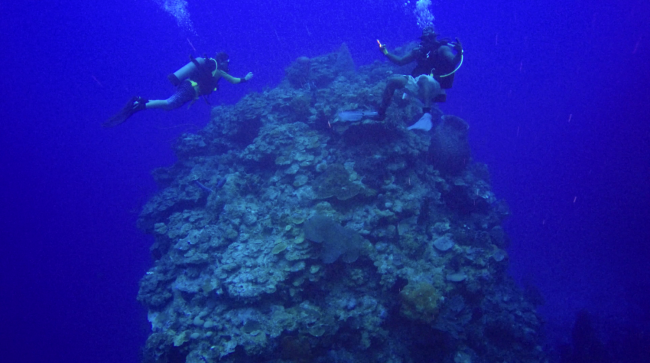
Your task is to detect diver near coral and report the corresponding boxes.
[104,52,253,127]
[338,26,463,131]
[374,26,463,128]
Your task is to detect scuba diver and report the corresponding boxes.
[104,52,253,127]
[371,26,463,130]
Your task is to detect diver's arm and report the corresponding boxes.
[384,49,417,66]
[439,39,463,66]
[219,70,254,84]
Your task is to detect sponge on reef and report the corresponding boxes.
[312,164,362,201]
[303,215,363,263]
[429,115,471,175]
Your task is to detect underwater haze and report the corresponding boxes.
[0,0,649,362]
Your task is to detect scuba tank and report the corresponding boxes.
[167,57,208,86]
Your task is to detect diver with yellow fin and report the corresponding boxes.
[104,52,253,128]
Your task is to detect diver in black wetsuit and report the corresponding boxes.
[104,52,253,128]
[376,26,463,121]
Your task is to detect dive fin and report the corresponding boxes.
[338,111,379,122]
[103,97,146,128]
[103,113,128,128]
[407,113,433,131]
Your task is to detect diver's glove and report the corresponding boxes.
[240,72,253,83]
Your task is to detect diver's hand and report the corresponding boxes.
[244,72,253,81]
[453,38,463,54]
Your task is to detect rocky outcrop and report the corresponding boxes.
[137,46,546,363]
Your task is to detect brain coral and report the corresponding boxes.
[399,281,440,323]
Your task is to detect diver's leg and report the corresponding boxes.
[146,82,196,111]
[145,93,187,111]
[376,75,408,120]
[432,85,447,103]
[145,99,174,110]
[416,76,443,111]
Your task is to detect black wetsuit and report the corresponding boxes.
[190,58,220,96]
[411,42,456,89]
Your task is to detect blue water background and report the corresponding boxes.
[1,0,648,362]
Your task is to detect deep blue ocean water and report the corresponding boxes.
[1,0,648,362]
